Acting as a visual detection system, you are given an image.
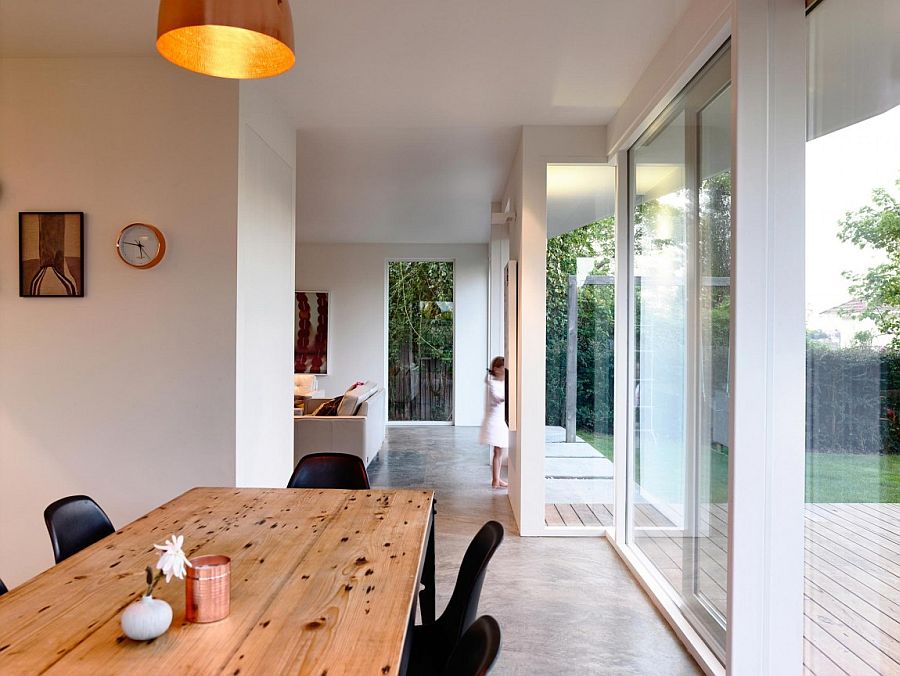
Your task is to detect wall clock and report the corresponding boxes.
[117,223,166,269]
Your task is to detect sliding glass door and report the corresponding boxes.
[628,43,732,657]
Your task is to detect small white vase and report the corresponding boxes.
[121,595,173,641]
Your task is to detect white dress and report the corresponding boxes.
[479,374,509,448]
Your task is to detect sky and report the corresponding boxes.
[805,104,900,344]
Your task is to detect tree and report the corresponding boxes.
[838,176,900,346]
[387,261,454,421]
[545,218,615,430]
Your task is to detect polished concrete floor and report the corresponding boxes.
[367,426,701,675]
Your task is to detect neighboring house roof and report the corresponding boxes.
[823,298,867,315]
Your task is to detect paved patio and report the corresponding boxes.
[544,426,613,505]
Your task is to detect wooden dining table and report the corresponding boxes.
[0,487,435,675]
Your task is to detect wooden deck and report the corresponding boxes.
[547,501,900,675]
[545,503,613,528]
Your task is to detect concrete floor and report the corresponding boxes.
[367,426,701,675]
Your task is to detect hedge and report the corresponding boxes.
[807,343,900,455]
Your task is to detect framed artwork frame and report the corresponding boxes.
[295,290,330,375]
[19,211,85,297]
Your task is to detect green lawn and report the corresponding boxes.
[576,430,614,462]
[575,428,900,503]
[805,453,900,503]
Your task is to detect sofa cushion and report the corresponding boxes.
[311,396,343,416]
[337,381,379,416]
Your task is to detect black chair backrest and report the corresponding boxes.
[44,495,115,564]
[0,577,7,596]
[287,453,370,490]
[432,521,504,664]
[441,615,501,676]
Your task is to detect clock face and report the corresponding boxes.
[117,223,165,269]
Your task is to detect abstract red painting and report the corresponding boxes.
[295,291,329,374]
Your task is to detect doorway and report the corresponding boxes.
[544,164,618,527]
[386,260,455,423]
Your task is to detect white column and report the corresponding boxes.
[728,0,806,672]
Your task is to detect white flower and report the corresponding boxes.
[153,534,192,583]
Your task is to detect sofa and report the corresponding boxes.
[293,386,386,468]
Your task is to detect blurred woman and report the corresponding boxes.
[479,356,509,488]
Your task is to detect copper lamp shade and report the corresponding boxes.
[157,0,295,79]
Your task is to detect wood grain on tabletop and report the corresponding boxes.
[0,487,434,676]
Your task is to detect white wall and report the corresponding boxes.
[0,58,239,586]
[294,243,489,426]
[235,85,296,487]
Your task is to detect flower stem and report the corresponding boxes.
[144,566,163,597]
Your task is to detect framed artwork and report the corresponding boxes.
[19,212,84,297]
[295,291,330,374]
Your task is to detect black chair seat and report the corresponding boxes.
[408,521,503,675]
[44,495,115,564]
[0,577,7,596]
[287,452,370,489]
[441,615,501,676]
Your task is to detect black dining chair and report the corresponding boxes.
[44,495,115,564]
[286,452,370,490]
[408,521,504,675]
[441,615,501,676]
[0,577,7,596]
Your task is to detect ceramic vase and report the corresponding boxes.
[121,595,173,641]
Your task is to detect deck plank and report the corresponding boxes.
[804,637,852,676]
[808,504,900,550]
[553,501,900,674]
[556,503,583,527]
[806,594,899,674]
[571,503,602,527]
[804,613,881,676]
[587,504,614,527]
[806,520,900,580]
[806,578,900,667]
[544,504,565,527]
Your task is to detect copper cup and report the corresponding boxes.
[185,555,231,623]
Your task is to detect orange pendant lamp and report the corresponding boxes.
[157,0,295,79]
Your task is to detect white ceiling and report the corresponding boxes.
[1,0,691,243]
